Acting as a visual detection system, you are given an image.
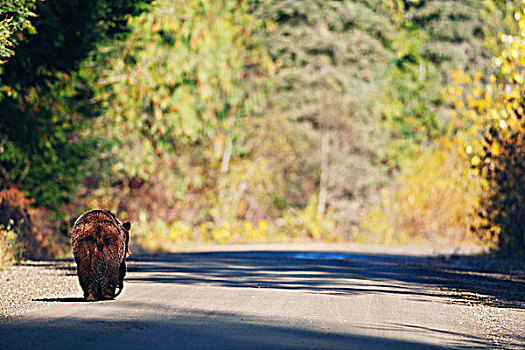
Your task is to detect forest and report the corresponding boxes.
[1,0,525,263]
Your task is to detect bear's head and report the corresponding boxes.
[118,220,131,257]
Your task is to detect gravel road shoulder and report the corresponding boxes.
[0,260,80,320]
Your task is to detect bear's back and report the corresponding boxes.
[72,210,125,259]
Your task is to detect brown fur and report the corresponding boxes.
[72,210,130,301]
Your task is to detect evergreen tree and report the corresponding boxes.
[382,0,511,166]
[257,0,397,226]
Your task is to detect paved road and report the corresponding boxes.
[1,244,524,349]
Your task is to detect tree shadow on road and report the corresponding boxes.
[0,303,498,350]
[125,250,524,310]
[7,249,523,349]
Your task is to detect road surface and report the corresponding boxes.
[1,244,524,349]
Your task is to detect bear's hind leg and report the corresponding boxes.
[102,281,117,300]
[101,263,119,300]
[85,292,97,302]
[77,264,99,301]
[83,280,98,301]
[118,260,126,291]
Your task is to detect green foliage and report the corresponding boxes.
[131,198,341,250]
[359,0,517,247]
[381,25,440,167]
[0,0,152,210]
[408,1,490,73]
[92,0,270,182]
[3,0,524,254]
[256,0,398,226]
[83,0,275,230]
[0,0,35,64]
[380,0,510,168]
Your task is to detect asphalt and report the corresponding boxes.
[1,244,524,349]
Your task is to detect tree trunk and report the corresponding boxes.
[218,135,233,219]
[317,128,329,214]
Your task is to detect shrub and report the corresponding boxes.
[358,141,480,246]
[444,5,525,255]
[0,187,58,262]
[0,220,21,265]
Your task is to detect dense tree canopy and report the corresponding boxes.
[0,0,151,209]
[1,0,524,259]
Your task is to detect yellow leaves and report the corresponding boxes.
[1,228,15,242]
[169,221,193,242]
[242,220,253,232]
[309,225,322,240]
[211,225,233,243]
[200,220,270,243]
[258,219,268,233]
[480,178,489,192]
[448,4,525,251]
[519,18,525,31]
[501,64,511,75]
[466,96,478,110]
[276,197,339,241]
[474,72,483,81]
[491,142,501,156]
[453,99,464,110]
[450,70,471,84]
[359,142,480,245]
[0,223,20,266]
[510,88,521,100]
[490,109,499,120]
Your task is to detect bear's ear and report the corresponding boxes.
[122,221,131,231]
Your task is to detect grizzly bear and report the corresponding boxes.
[72,210,131,301]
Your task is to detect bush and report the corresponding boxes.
[444,5,525,255]
[0,187,61,264]
[475,120,525,254]
[358,141,480,246]
[0,220,21,265]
